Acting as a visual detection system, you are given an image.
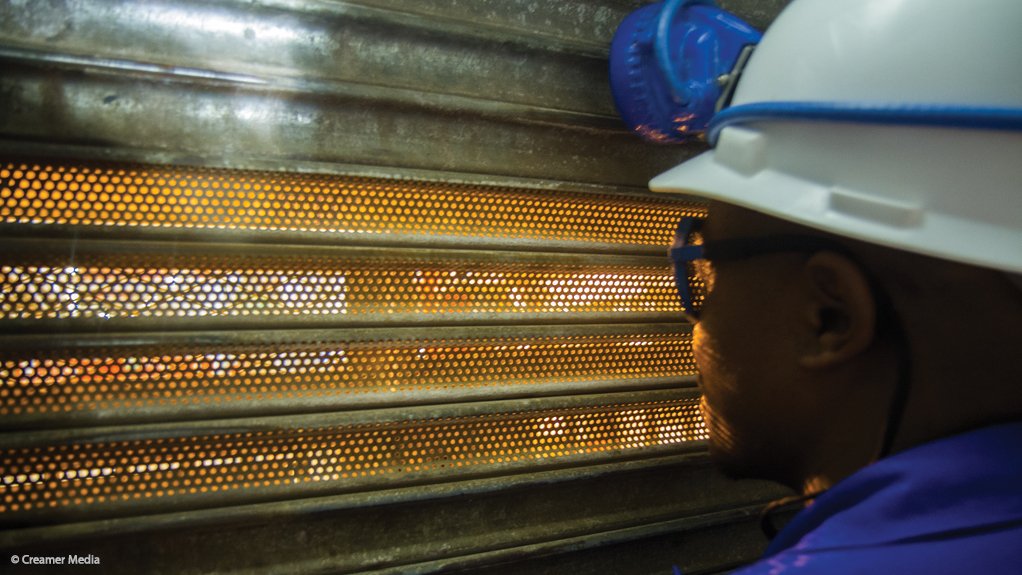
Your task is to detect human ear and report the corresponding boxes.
[798,251,877,369]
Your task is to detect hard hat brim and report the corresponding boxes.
[649,124,1022,274]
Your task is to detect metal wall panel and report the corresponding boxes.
[0,0,695,186]
[0,0,791,573]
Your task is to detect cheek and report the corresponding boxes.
[692,309,783,446]
[693,321,778,476]
[692,323,741,435]
[692,322,740,399]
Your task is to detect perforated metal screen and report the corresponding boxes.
[1,254,677,321]
[1,397,706,520]
[1,330,697,422]
[0,161,702,247]
[0,158,707,530]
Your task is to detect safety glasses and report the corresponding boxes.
[670,216,854,321]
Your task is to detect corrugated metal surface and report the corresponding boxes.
[0,0,790,573]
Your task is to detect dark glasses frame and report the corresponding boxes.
[670,216,855,321]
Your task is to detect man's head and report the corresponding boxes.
[643,0,1022,493]
[678,202,1022,493]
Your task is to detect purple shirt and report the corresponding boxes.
[729,421,1022,574]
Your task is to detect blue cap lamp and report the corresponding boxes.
[610,0,761,143]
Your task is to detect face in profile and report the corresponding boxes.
[679,203,821,489]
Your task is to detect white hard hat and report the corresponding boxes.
[649,0,1022,274]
